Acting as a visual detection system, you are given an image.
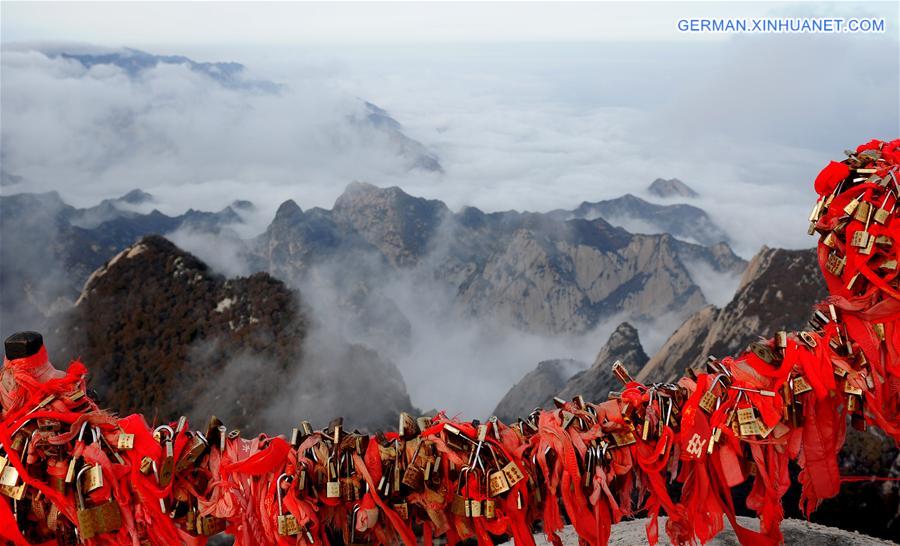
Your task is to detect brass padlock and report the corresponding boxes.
[154,425,175,488]
[325,451,341,498]
[276,473,301,536]
[196,514,226,536]
[0,435,29,500]
[116,432,135,451]
[736,407,757,425]
[451,467,471,516]
[401,440,424,491]
[824,253,845,276]
[75,465,122,540]
[393,501,409,520]
[175,431,208,473]
[791,376,813,395]
[502,460,525,487]
[486,445,510,497]
[860,235,876,255]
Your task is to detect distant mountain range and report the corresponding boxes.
[0,177,739,336]
[54,47,284,93]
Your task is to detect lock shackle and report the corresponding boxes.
[76,422,90,443]
[154,425,174,443]
[276,473,292,515]
[484,443,503,471]
[350,504,360,542]
[75,465,91,509]
[28,429,41,454]
[456,466,471,495]
[709,373,728,391]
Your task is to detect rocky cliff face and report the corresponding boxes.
[493,322,648,420]
[557,322,649,402]
[637,247,827,383]
[50,235,414,432]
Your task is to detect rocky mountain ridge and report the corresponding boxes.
[49,235,414,431]
[259,182,746,335]
[636,246,827,383]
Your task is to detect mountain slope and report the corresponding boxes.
[637,246,827,383]
[50,235,414,431]
[493,322,649,420]
[557,322,649,402]
[0,190,249,337]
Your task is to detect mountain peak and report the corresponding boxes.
[590,322,648,370]
[647,178,699,199]
[332,183,450,267]
[274,199,303,221]
[118,189,154,205]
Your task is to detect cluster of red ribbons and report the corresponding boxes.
[2,139,900,546]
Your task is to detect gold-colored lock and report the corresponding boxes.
[469,498,482,518]
[851,229,870,248]
[792,376,813,395]
[860,235,876,255]
[853,201,871,222]
[196,515,226,536]
[175,431,208,473]
[154,425,175,488]
[825,253,845,276]
[75,465,122,540]
[484,498,496,519]
[83,463,104,494]
[843,196,862,216]
[275,473,301,536]
[393,501,409,520]
[611,360,634,385]
[843,379,864,396]
[739,421,761,437]
[698,391,717,414]
[0,434,30,500]
[116,433,134,451]
[401,441,424,491]
[326,479,341,499]
[611,430,636,447]
[736,407,757,425]
[502,461,525,487]
[486,445,510,496]
[488,468,510,497]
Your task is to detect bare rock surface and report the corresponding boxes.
[502,517,896,545]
